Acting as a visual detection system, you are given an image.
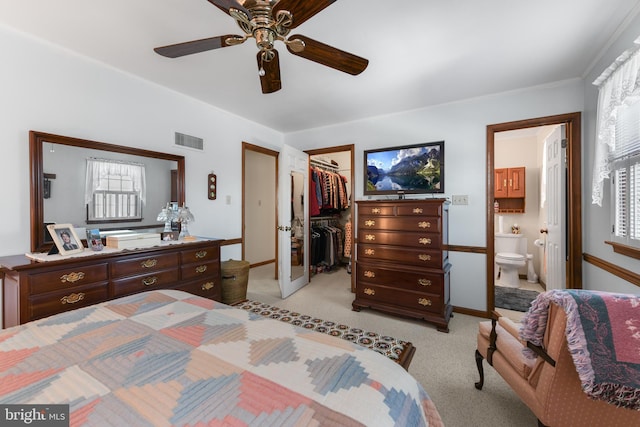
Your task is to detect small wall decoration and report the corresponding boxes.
[47,224,84,255]
[208,173,217,200]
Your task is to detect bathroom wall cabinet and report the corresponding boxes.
[494,167,525,213]
[353,199,452,332]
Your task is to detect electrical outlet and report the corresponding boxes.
[452,195,469,205]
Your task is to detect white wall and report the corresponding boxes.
[285,81,584,311]
[0,24,283,259]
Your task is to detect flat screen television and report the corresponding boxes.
[364,140,444,197]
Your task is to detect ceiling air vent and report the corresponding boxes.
[175,132,203,150]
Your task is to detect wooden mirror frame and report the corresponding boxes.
[30,131,185,252]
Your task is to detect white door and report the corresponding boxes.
[277,144,309,298]
[545,125,566,290]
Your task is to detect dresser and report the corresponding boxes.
[353,199,452,332]
[0,239,222,328]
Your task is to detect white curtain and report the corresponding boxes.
[591,42,640,206]
[84,158,147,205]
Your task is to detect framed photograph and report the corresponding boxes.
[47,224,84,255]
[86,228,104,251]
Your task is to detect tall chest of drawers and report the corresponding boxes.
[0,239,222,328]
[353,199,452,332]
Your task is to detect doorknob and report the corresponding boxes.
[277,225,292,231]
[540,228,548,234]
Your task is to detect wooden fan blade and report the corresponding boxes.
[257,50,282,94]
[286,35,368,75]
[154,35,240,58]
[206,0,250,17]
[273,0,336,28]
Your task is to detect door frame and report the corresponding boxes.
[486,112,582,314]
[242,142,279,278]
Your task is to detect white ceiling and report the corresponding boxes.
[1,0,639,133]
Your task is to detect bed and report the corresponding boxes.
[0,289,443,426]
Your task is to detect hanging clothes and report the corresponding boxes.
[309,166,349,216]
[310,222,344,270]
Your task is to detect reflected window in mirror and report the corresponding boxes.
[86,158,145,222]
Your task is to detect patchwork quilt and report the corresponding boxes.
[0,289,442,426]
[521,289,640,410]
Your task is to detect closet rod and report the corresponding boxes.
[310,158,339,171]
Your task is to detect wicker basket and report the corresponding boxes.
[221,259,250,305]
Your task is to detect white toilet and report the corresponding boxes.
[495,233,527,288]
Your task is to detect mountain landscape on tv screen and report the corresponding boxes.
[367,148,441,192]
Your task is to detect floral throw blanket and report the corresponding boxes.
[520,289,640,410]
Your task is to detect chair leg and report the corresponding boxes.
[474,349,485,390]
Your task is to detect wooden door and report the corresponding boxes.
[508,167,526,198]
[494,168,509,198]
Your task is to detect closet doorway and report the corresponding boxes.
[486,112,582,314]
[306,145,355,292]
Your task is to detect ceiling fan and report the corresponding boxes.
[154,0,369,94]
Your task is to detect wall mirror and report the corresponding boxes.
[30,131,185,252]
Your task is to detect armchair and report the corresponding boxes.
[475,294,640,427]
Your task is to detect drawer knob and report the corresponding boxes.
[364,248,375,256]
[418,298,432,306]
[418,221,431,229]
[365,234,376,241]
[143,276,158,286]
[195,265,208,273]
[60,271,85,284]
[418,254,432,261]
[195,250,208,259]
[61,292,85,304]
[141,259,158,268]
[371,208,381,214]
[201,281,215,291]
[413,208,423,214]
[364,220,376,227]
[364,288,375,296]
[419,279,432,286]
[364,270,376,278]
[418,238,432,245]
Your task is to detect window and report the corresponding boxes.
[592,37,640,254]
[85,158,146,222]
[611,100,640,247]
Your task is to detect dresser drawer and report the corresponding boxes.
[30,263,109,295]
[356,262,444,293]
[181,246,219,264]
[358,230,441,249]
[357,204,395,216]
[175,278,221,301]
[395,203,442,217]
[359,216,441,233]
[358,243,442,266]
[111,253,179,278]
[112,269,180,297]
[181,261,218,281]
[30,283,110,321]
[356,284,444,315]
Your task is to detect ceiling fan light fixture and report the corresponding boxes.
[254,28,276,50]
